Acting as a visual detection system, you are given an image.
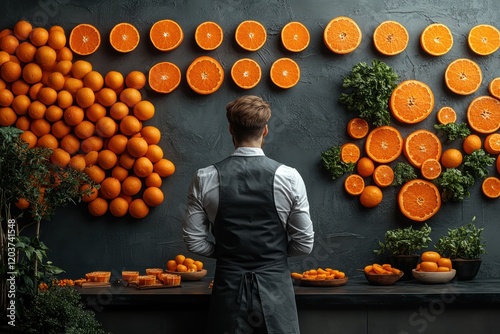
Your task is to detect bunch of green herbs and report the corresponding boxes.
[321,145,355,180]
[339,59,399,127]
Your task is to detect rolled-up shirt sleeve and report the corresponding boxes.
[182,171,216,258]
[275,166,315,256]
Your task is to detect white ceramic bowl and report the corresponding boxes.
[412,269,456,284]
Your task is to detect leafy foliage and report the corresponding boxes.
[392,162,417,186]
[22,286,108,334]
[374,224,432,256]
[0,127,98,225]
[434,122,471,142]
[434,217,486,259]
[13,236,64,300]
[0,127,98,318]
[433,149,493,202]
[339,59,400,127]
[434,168,474,202]
[321,145,355,180]
[462,149,495,179]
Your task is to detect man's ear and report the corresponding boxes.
[263,125,268,137]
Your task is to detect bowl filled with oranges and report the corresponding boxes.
[412,251,456,284]
[290,267,348,287]
[165,254,207,281]
[362,263,404,285]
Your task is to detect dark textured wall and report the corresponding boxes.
[2,0,499,279]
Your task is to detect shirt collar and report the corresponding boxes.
[232,147,265,156]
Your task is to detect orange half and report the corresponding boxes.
[150,19,184,51]
[468,24,500,56]
[398,179,441,222]
[186,56,224,95]
[323,16,362,54]
[148,61,181,94]
[235,20,267,51]
[69,23,101,56]
[390,80,434,124]
[230,58,261,89]
[420,23,453,56]
[373,20,409,56]
[445,58,482,95]
[195,21,223,51]
[109,22,140,53]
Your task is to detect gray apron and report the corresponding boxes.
[209,156,300,334]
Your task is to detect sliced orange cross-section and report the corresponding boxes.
[404,129,442,168]
[420,23,454,56]
[195,21,223,51]
[468,24,500,56]
[186,56,224,95]
[467,95,500,134]
[235,20,266,51]
[398,179,441,222]
[373,20,409,56]
[323,16,362,54]
[230,58,261,90]
[281,21,310,52]
[150,19,184,51]
[270,58,300,89]
[445,58,482,95]
[69,23,101,56]
[365,126,403,163]
[436,106,457,125]
[344,174,365,196]
[148,61,181,94]
[390,80,434,124]
[109,22,140,53]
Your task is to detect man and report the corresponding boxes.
[183,95,314,334]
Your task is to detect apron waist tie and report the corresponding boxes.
[237,271,257,313]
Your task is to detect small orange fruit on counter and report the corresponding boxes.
[167,254,204,272]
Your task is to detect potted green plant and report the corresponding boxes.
[0,127,97,324]
[434,216,486,280]
[374,224,432,280]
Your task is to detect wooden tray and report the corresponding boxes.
[294,277,348,287]
[77,282,111,289]
[127,282,182,290]
[165,269,207,281]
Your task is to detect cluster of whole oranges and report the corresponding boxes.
[166,254,204,273]
[0,20,175,219]
[291,267,346,281]
[415,251,453,272]
[38,278,75,290]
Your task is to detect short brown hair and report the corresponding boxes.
[226,95,271,141]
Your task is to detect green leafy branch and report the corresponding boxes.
[321,145,355,180]
[339,59,399,127]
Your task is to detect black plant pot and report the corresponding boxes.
[452,258,482,281]
[389,255,420,281]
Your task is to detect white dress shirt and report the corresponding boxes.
[183,147,314,258]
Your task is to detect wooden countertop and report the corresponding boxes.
[77,277,500,308]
